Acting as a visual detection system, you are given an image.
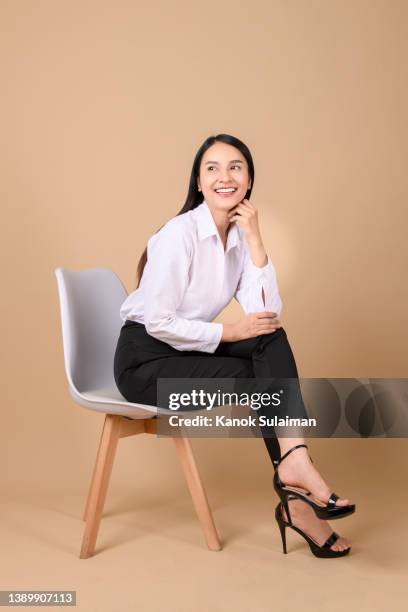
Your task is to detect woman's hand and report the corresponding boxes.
[222,312,282,342]
[228,199,263,243]
[228,198,268,267]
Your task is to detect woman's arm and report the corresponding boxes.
[229,199,282,315]
[234,246,282,315]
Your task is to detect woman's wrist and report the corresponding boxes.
[221,322,239,342]
[245,235,268,267]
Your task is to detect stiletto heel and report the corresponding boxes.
[273,444,356,521]
[274,502,351,558]
[275,505,287,554]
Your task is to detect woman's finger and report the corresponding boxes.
[255,324,281,332]
[255,311,279,319]
[255,323,280,330]
[255,317,281,325]
[233,204,251,217]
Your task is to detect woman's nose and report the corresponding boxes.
[220,170,232,181]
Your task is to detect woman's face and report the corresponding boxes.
[197,142,252,213]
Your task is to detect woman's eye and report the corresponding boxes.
[208,165,242,171]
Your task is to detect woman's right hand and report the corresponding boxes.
[222,312,282,342]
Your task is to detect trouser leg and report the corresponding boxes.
[215,327,307,465]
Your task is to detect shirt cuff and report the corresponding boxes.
[195,322,223,353]
[246,255,273,280]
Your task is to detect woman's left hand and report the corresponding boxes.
[228,199,263,242]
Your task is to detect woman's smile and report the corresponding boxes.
[214,188,237,198]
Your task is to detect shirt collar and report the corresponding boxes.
[193,199,240,253]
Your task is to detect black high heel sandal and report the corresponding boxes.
[273,444,356,521]
[275,501,351,558]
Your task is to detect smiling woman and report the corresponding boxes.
[114,133,355,557]
[134,135,255,285]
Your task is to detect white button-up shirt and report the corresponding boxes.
[120,200,282,353]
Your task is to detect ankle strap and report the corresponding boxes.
[273,444,308,468]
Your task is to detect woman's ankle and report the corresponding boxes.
[277,438,306,458]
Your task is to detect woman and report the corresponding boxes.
[114,133,355,557]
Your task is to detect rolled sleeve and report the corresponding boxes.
[235,247,282,316]
[143,222,224,353]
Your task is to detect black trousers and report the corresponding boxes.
[113,321,307,465]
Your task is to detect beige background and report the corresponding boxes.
[1,1,407,611]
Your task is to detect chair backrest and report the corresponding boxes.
[55,267,128,394]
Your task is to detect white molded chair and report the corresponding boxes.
[55,267,221,558]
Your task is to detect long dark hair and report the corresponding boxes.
[135,133,255,288]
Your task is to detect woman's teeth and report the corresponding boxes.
[215,188,237,197]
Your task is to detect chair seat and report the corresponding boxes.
[69,385,160,419]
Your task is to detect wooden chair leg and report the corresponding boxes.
[173,436,222,551]
[82,432,103,523]
[82,416,147,523]
[80,414,122,559]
